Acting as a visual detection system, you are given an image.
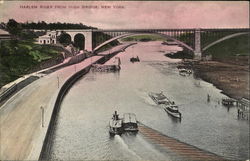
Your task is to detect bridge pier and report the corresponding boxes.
[84,30,93,52]
[194,29,202,60]
[194,51,202,60]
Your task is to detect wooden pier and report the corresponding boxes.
[138,123,225,160]
[237,98,250,120]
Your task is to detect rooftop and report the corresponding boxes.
[38,35,51,39]
[0,29,11,35]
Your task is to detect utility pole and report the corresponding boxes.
[40,106,44,127]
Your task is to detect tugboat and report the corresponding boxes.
[130,56,140,63]
[109,111,123,136]
[148,92,168,104]
[122,113,138,133]
[164,103,182,119]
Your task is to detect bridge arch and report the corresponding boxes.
[93,32,194,54]
[202,32,250,52]
[74,33,85,50]
[58,32,72,46]
[56,30,92,51]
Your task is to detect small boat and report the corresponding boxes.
[130,56,140,63]
[164,104,182,118]
[179,68,192,76]
[222,98,236,106]
[122,113,138,133]
[109,111,123,136]
[161,41,179,46]
[148,92,168,104]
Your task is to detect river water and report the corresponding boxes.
[50,41,249,160]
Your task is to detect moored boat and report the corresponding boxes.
[222,98,236,106]
[92,64,120,72]
[122,113,138,133]
[179,68,192,76]
[109,111,123,136]
[148,92,168,104]
[130,56,140,63]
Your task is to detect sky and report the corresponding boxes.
[0,1,249,29]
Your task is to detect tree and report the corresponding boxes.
[6,19,22,35]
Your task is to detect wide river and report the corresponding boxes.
[50,41,249,160]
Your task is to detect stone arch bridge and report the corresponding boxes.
[54,28,249,59]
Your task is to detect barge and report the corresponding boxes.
[148,92,169,104]
[122,113,139,133]
[92,57,121,72]
[92,64,120,72]
[109,111,139,136]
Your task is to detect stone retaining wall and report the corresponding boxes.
[39,66,91,160]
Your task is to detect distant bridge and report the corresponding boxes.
[50,28,250,59]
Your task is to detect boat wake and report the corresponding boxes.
[114,135,142,160]
[136,89,158,106]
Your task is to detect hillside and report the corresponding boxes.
[0,40,64,87]
[203,34,249,64]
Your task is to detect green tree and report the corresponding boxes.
[6,19,22,36]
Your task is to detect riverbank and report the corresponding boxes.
[180,59,249,100]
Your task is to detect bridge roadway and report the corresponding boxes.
[0,44,130,160]
[138,123,225,160]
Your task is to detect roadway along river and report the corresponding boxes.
[49,41,249,160]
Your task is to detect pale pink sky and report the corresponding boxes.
[0,1,249,29]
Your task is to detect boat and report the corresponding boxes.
[148,92,168,104]
[222,98,236,106]
[109,111,123,136]
[164,104,182,118]
[161,41,179,46]
[130,56,140,63]
[92,64,120,72]
[149,91,182,119]
[92,57,121,72]
[179,68,192,76]
[122,113,138,133]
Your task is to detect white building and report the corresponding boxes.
[37,31,57,44]
[0,29,12,41]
